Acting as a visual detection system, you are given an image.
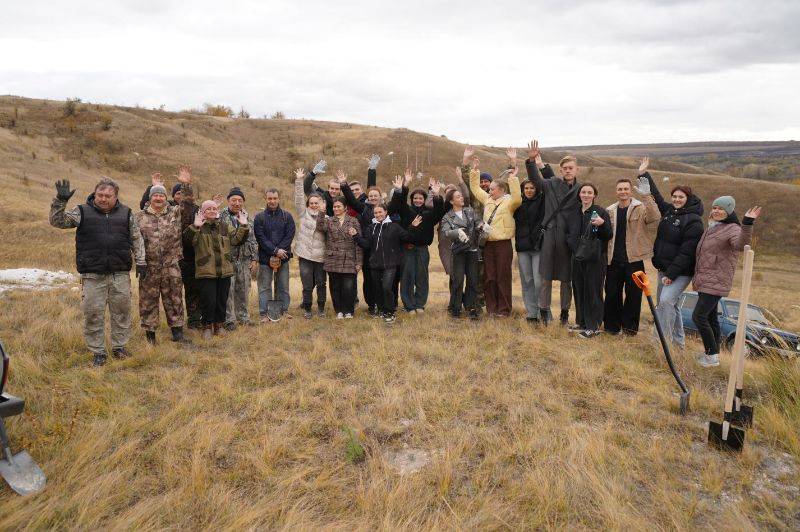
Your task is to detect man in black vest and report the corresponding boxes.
[50,177,146,366]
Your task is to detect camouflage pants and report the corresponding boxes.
[81,272,131,356]
[139,264,185,331]
[225,259,252,325]
[180,260,202,328]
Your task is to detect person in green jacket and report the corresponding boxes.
[184,199,250,339]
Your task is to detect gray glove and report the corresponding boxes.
[312,159,327,175]
[368,154,380,170]
[635,176,651,195]
[55,179,76,202]
[457,228,468,243]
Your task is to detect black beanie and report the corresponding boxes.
[171,183,182,197]
[227,187,245,201]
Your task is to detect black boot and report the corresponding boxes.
[171,326,191,344]
[560,309,569,327]
[112,347,132,360]
[92,353,107,366]
[146,331,157,345]
[540,308,551,326]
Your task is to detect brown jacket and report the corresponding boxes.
[693,220,753,296]
[135,204,184,268]
[606,196,661,265]
[316,214,363,274]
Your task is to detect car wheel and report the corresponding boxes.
[724,336,756,358]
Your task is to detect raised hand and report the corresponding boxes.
[392,175,403,189]
[212,193,224,206]
[509,165,518,179]
[347,226,358,236]
[744,206,762,219]
[294,168,306,180]
[638,156,650,175]
[367,154,380,169]
[411,215,423,227]
[151,172,164,187]
[634,176,651,196]
[177,165,192,184]
[403,168,413,186]
[506,147,517,161]
[55,179,76,201]
[312,159,327,175]
[454,166,463,182]
[430,179,442,195]
[463,146,475,165]
[527,140,540,161]
[193,211,205,228]
[335,169,348,184]
[470,156,480,171]
[236,211,249,225]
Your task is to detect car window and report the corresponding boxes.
[723,301,771,324]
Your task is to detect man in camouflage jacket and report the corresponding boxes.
[220,187,258,329]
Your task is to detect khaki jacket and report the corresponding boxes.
[184,219,250,279]
[606,196,661,265]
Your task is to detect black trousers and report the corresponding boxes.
[603,260,644,334]
[180,259,202,328]
[198,277,231,325]
[692,292,722,355]
[371,267,398,315]
[299,258,326,311]
[572,258,606,331]
[362,251,375,310]
[328,272,356,314]
[449,250,479,314]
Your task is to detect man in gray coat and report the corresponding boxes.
[524,140,580,325]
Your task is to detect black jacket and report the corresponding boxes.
[513,183,545,252]
[565,204,613,257]
[341,182,376,232]
[354,220,415,269]
[645,173,705,280]
[387,186,445,246]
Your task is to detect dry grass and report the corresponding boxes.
[0,96,798,529]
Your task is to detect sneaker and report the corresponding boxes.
[111,347,132,360]
[384,313,396,323]
[344,313,354,319]
[696,353,720,367]
[578,330,601,339]
[415,308,424,315]
[468,308,480,320]
[336,312,344,319]
[372,311,383,319]
[317,308,326,318]
[92,353,107,366]
[368,307,378,317]
[303,310,313,319]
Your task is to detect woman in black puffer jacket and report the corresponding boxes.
[513,178,546,322]
[643,168,704,349]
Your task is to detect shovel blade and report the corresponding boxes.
[707,421,745,452]
[731,404,754,428]
[266,300,282,322]
[678,391,690,416]
[0,450,46,495]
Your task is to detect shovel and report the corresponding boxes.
[632,271,690,415]
[266,257,283,322]
[708,246,755,452]
[0,341,46,495]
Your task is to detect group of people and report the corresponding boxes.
[49,141,762,368]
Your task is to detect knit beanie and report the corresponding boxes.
[712,196,735,215]
[171,183,182,197]
[149,185,168,199]
[480,172,493,183]
[199,200,219,218]
[227,187,245,201]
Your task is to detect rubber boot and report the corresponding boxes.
[171,326,191,344]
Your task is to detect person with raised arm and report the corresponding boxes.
[388,168,446,314]
[219,187,258,330]
[603,164,661,336]
[469,148,522,317]
[525,140,580,326]
[316,196,363,318]
[302,159,341,216]
[293,168,328,318]
[639,157,704,349]
[565,183,613,339]
[693,200,762,367]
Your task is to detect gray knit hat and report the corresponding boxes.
[712,195,735,215]
[149,184,168,198]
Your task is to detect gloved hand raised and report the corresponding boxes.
[55,180,76,202]
[368,154,380,170]
[635,176,651,196]
[312,159,327,175]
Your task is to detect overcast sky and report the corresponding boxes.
[2,0,799,146]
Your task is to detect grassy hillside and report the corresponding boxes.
[0,96,798,528]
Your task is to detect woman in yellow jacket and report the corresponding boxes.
[469,154,522,317]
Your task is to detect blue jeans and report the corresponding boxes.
[258,260,290,315]
[517,250,543,319]
[655,272,691,348]
[401,246,429,311]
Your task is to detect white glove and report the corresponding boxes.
[368,154,380,170]
[635,176,651,195]
[482,223,493,235]
[457,229,468,243]
[312,159,327,175]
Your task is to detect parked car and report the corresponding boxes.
[679,291,800,357]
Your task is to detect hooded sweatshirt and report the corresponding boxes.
[354,217,417,269]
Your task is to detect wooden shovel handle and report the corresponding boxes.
[632,271,651,297]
